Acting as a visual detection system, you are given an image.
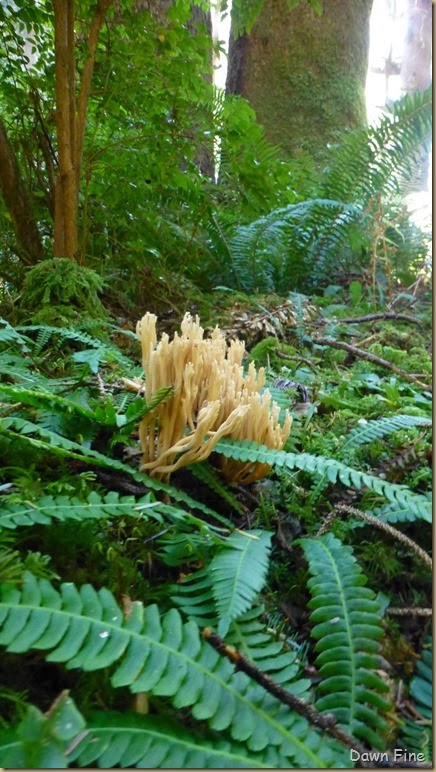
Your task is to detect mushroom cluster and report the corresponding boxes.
[136,312,292,483]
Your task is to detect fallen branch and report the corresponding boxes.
[274,348,320,370]
[314,336,431,390]
[203,627,368,755]
[202,628,431,768]
[333,312,423,327]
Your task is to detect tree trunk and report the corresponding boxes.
[53,0,79,259]
[226,0,374,160]
[0,119,44,264]
[400,0,432,192]
[53,0,113,260]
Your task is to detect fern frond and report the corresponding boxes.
[340,415,432,453]
[16,325,133,367]
[171,567,216,626]
[409,638,432,721]
[227,199,362,293]
[0,573,346,768]
[400,638,432,762]
[212,530,273,636]
[172,531,273,634]
[0,491,164,532]
[69,710,275,768]
[0,416,230,525]
[0,691,85,768]
[322,88,432,205]
[215,438,432,521]
[0,318,31,351]
[300,533,390,747]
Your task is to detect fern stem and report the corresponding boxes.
[320,504,432,570]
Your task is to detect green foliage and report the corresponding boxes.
[0,692,86,768]
[0,572,346,768]
[210,89,432,292]
[20,259,107,323]
[340,414,432,453]
[300,534,390,747]
[171,531,273,634]
[400,638,432,762]
[215,438,432,522]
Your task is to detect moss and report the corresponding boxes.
[250,336,297,369]
[229,0,372,160]
[21,258,107,322]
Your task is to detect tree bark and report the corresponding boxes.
[226,0,374,161]
[0,119,44,264]
[399,0,432,192]
[53,0,113,259]
[53,0,78,258]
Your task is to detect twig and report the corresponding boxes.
[387,607,432,617]
[202,629,431,768]
[274,348,320,370]
[314,336,431,390]
[319,504,432,571]
[334,312,423,327]
[202,628,368,755]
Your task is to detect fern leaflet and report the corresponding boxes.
[340,415,432,453]
[300,533,390,748]
[0,573,346,768]
[215,438,432,521]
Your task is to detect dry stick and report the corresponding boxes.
[335,311,423,327]
[202,627,368,756]
[387,607,432,617]
[323,504,432,571]
[202,629,431,769]
[274,348,320,370]
[315,336,431,390]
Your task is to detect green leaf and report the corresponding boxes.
[300,534,390,748]
[211,530,273,635]
[0,573,346,768]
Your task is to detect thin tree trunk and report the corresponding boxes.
[53,0,113,259]
[53,0,78,258]
[0,119,44,264]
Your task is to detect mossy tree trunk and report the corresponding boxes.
[226,0,373,160]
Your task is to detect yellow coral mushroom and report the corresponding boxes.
[136,312,291,482]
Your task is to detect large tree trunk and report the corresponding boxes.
[400,0,432,192]
[0,119,44,264]
[226,0,374,160]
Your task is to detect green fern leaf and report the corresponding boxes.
[0,491,161,531]
[215,438,432,521]
[300,533,390,748]
[340,415,432,453]
[400,638,432,761]
[0,416,230,525]
[0,573,346,768]
[172,532,273,635]
[69,711,276,768]
[0,692,85,768]
[212,530,273,635]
